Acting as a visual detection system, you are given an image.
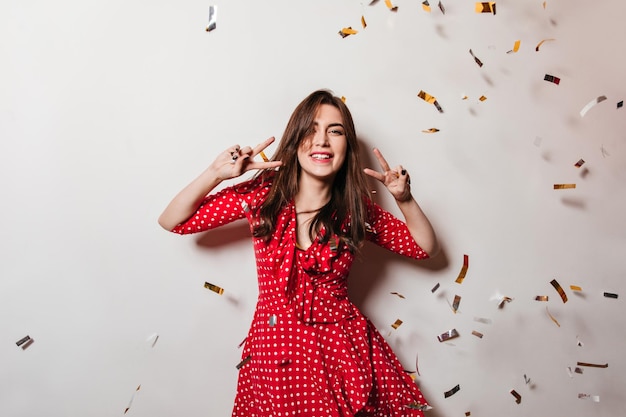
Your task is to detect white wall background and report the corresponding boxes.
[2,0,625,416]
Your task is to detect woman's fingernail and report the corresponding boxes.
[401,169,407,175]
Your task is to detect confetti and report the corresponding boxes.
[361,15,367,28]
[452,295,461,313]
[204,281,224,295]
[469,49,484,67]
[384,0,398,11]
[390,291,406,299]
[603,292,618,299]
[205,5,217,32]
[391,319,403,329]
[544,74,561,85]
[570,285,582,291]
[535,295,549,301]
[510,389,522,404]
[431,283,440,293]
[498,296,513,308]
[546,306,560,327]
[124,385,141,414]
[269,314,277,327]
[576,336,584,347]
[444,384,461,398]
[422,1,431,12]
[580,95,607,117]
[241,201,250,213]
[341,96,347,103]
[475,2,496,14]
[16,335,32,348]
[417,90,444,113]
[259,151,269,162]
[577,361,608,368]
[236,355,252,369]
[339,27,358,38]
[461,95,468,100]
[618,100,623,109]
[574,159,585,168]
[465,413,471,417]
[474,317,492,324]
[471,330,484,338]
[524,374,531,384]
[455,254,469,283]
[507,40,521,53]
[478,95,487,101]
[535,38,555,51]
[405,402,432,411]
[437,328,459,342]
[238,337,247,348]
[550,279,568,302]
[438,1,446,14]
[146,333,159,348]
[422,128,440,133]
[578,393,600,402]
[553,184,576,189]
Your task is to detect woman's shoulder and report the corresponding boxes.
[232,170,275,206]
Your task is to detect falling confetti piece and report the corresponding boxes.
[544,74,561,85]
[444,384,461,398]
[469,49,484,67]
[498,296,513,308]
[422,1,431,12]
[452,295,461,313]
[550,279,568,303]
[16,335,31,347]
[465,413,471,417]
[146,333,159,348]
[601,145,610,157]
[124,385,141,414]
[578,394,600,402]
[475,2,496,14]
[543,1,547,9]
[455,254,469,283]
[339,27,358,38]
[417,90,444,113]
[390,291,406,299]
[269,314,277,327]
[205,5,217,32]
[438,328,459,342]
[341,96,347,103]
[461,95,468,100]
[361,15,367,28]
[576,336,584,347]
[236,355,252,369]
[554,184,576,189]
[384,0,398,11]
[438,1,446,14]
[422,128,440,133]
[238,337,247,348]
[405,402,432,411]
[535,295,549,301]
[474,317,492,324]
[603,292,618,299]
[618,100,623,108]
[570,285,582,291]
[577,361,608,368]
[259,151,269,162]
[204,282,224,295]
[510,389,522,404]
[524,374,531,384]
[535,38,555,51]
[391,319,403,329]
[546,306,560,327]
[580,95,607,116]
[574,159,585,168]
[478,95,487,101]
[507,40,521,53]
[471,330,484,338]
[431,283,440,293]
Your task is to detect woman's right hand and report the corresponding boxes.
[210,136,282,181]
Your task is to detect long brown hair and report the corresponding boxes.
[253,89,371,250]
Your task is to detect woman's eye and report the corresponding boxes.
[329,129,344,136]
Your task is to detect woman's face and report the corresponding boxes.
[297,104,348,184]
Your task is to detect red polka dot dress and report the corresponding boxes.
[171,174,430,417]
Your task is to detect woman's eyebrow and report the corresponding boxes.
[327,122,345,128]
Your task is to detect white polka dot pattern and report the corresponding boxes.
[171,175,430,416]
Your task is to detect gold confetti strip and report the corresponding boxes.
[580,95,607,117]
[469,49,484,67]
[431,283,440,293]
[510,389,522,404]
[578,393,600,402]
[444,384,461,398]
[341,96,347,103]
[471,330,483,338]
[455,254,469,283]
[535,38,555,51]
[604,292,618,299]
[574,158,585,168]
[384,0,398,11]
[16,335,31,347]
[238,337,247,348]
[507,40,521,54]
[554,184,576,189]
[269,314,277,327]
[437,328,459,342]
[577,361,608,368]
[422,0,431,12]
[391,319,403,329]
[543,1,547,9]
[236,355,252,369]
[452,295,461,313]
[478,95,487,101]
[461,95,468,100]
[535,295,549,301]
[544,74,561,85]
[474,317,492,324]
[390,291,406,299]
[124,385,141,414]
[405,402,431,411]
[422,128,440,133]
[205,5,217,32]
[361,15,367,28]
[550,279,568,303]
[241,201,250,213]
[417,90,444,113]
[204,281,224,295]
[339,27,358,38]
[465,413,471,417]
[498,296,513,308]
[438,1,446,14]
[259,151,269,162]
[546,306,560,327]
[475,2,496,14]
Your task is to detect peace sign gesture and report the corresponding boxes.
[364,148,412,202]
[211,137,282,181]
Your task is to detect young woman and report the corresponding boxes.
[159,90,438,417]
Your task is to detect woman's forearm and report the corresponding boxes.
[396,196,439,257]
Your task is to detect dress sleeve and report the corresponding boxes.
[170,176,269,235]
[365,198,429,260]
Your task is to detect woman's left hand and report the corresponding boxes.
[364,148,412,202]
